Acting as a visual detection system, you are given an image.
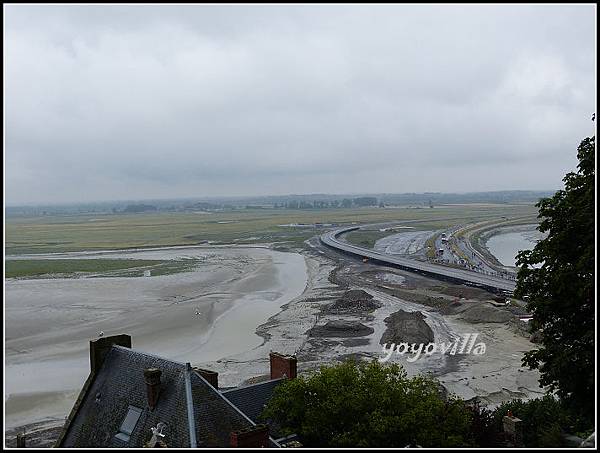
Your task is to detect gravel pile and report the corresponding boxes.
[308,320,375,338]
[379,310,435,345]
[324,289,382,314]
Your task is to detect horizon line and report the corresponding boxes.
[4,188,560,208]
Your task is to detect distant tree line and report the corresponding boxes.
[274,197,379,209]
[121,204,157,213]
[5,190,557,218]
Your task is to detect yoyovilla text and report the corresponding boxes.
[379,333,486,363]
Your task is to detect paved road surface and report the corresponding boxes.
[320,226,516,294]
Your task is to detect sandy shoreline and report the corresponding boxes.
[5,246,307,429]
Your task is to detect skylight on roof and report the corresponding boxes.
[115,406,142,442]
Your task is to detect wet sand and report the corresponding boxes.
[374,230,434,256]
[4,246,307,429]
[210,247,543,409]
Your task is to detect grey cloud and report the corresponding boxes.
[4,4,596,204]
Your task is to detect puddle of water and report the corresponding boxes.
[486,230,543,267]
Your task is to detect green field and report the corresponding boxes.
[343,230,392,249]
[5,258,200,279]
[5,205,539,256]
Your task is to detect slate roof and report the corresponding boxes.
[58,346,277,448]
[220,379,284,425]
[189,372,257,447]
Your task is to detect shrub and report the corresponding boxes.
[491,395,587,447]
[260,360,474,447]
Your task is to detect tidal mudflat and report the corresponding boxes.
[4,246,307,429]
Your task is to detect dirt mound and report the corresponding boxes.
[324,289,382,314]
[457,304,513,323]
[344,289,374,301]
[380,310,434,345]
[308,320,374,338]
[437,299,465,315]
[438,286,491,300]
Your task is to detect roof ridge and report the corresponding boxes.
[190,371,257,426]
[111,345,188,367]
[220,377,284,393]
[184,363,198,448]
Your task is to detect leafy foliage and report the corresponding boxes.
[514,135,595,421]
[466,402,503,447]
[492,395,580,447]
[260,360,474,447]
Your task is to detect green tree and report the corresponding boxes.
[514,135,595,421]
[260,360,474,447]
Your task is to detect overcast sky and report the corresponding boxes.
[4,4,596,204]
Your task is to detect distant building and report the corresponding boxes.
[56,335,298,448]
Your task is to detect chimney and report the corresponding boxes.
[503,414,523,447]
[269,352,297,380]
[16,432,26,448]
[230,424,269,447]
[194,368,218,389]
[89,334,131,374]
[144,368,162,410]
